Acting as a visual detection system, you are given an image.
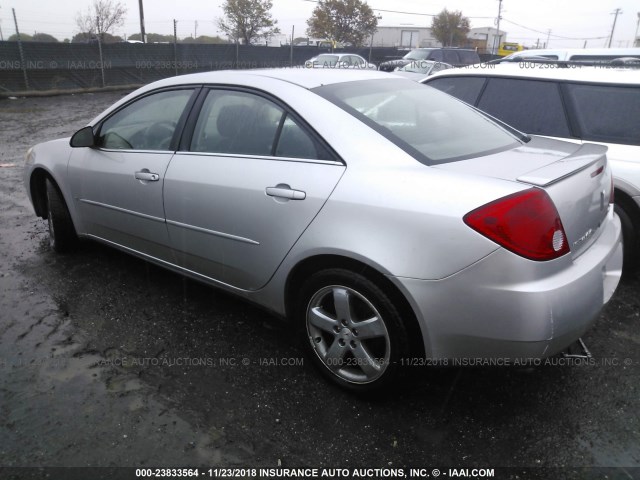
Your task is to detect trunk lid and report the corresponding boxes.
[435,136,611,259]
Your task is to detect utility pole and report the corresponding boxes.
[194,20,198,40]
[12,8,29,90]
[289,25,294,67]
[634,12,640,48]
[138,0,146,43]
[0,6,4,41]
[546,29,551,48]
[493,0,503,55]
[608,8,622,48]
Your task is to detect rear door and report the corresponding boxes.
[163,88,345,290]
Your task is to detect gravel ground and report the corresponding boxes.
[0,91,638,480]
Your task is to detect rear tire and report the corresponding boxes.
[296,268,410,393]
[46,179,78,253]
[615,203,639,274]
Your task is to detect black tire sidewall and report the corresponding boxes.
[615,203,638,272]
[45,179,78,253]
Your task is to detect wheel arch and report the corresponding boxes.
[614,187,640,227]
[29,167,55,219]
[284,254,426,358]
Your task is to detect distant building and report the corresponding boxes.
[370,26,441,48]
[468,27,506,54]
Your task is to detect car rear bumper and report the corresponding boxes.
[395,209,622,360]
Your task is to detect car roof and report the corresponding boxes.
[425,63,640,85]
[138,68,402,91]
[316,52,363,57]
[504,47,640,60]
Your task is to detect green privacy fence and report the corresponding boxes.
[0,41,408,94]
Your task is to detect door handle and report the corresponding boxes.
[266,185,306,200]
[135,171,159,182]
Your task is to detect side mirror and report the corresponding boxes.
[70,126,96,148]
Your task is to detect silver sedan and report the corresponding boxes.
[24,69,622,392]
[304,53,376,69]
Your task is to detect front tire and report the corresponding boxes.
[46,179,78,253]
[296,268,410,393]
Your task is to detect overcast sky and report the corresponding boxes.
[1,0,639,48]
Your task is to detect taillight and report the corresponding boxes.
[463,188,570,261]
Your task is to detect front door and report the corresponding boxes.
[68,88,196,261]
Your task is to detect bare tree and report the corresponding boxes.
[76,0,127,42]
[217,0,279,45]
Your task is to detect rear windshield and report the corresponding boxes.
[313,79,520,164]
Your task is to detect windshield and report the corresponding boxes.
[404,50,431,61]
[400,60,435,74]
[313,79,520,164]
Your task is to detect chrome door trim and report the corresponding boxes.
[78,199,165,223]
[165,219,260,245]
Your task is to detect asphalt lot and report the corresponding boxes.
[0,91,639,480]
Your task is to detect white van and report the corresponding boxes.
[503,47,640,62]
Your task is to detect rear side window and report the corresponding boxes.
[427,77,485,105]
[191,90,283,156]
[563,83,640,145]
[477,78,571,137]
[190,89,333,160]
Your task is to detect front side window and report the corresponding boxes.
[477,78,571,138]
[315,54,339,67]
[443,50,458,64]
[98,89,193,150]
[564,83,640,145]
[429,50,444,62]
[314,79,519,164]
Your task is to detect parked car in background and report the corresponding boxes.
[305,53,376,69]
[497,42,524,57]
[378,47,479,72]
[24,69,621,393]
[423,63,640,269]
[501,47,640,62]
[392,60,453,81]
